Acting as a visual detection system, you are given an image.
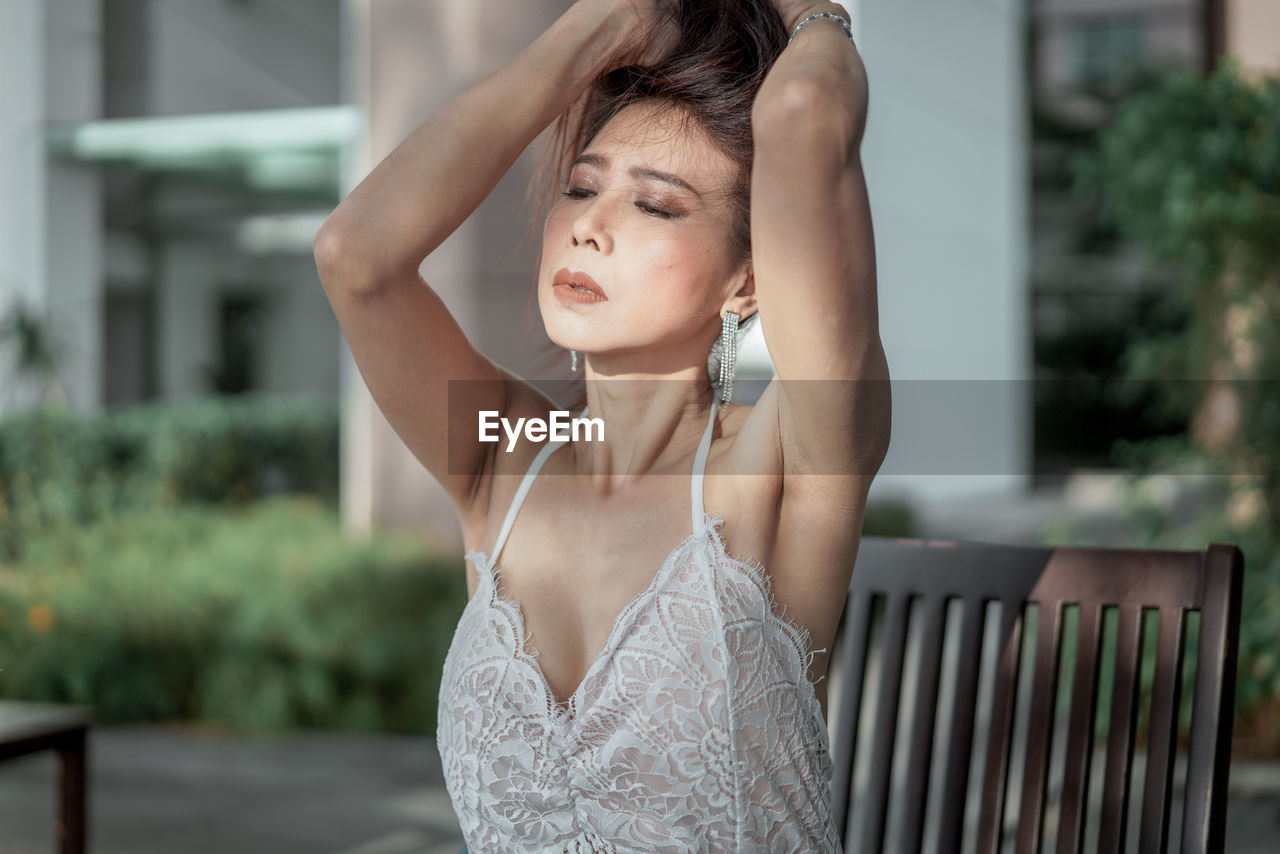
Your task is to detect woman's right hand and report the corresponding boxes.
[586,0,681,71]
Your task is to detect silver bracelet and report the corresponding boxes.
[788,11,856,48]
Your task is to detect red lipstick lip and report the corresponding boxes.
[553,268,607,299]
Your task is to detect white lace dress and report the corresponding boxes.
[437,388,842,852]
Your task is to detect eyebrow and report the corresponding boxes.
[571,153,702,199]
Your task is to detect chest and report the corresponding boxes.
[515,478,764,611]
[465,469,843,721]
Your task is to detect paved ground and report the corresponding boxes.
[0,723,466,854]
[1,721,1277,853]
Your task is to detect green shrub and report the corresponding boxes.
[1070,56,1280,756]
[1125,474,1280,755]
[0,393,339,561]
[0,497,467,735]
[861,498,916,538]
[1044,465,1280,756]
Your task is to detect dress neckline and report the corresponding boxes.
[465,388,723,724]
[463,506,828,733]
[465,516,711,725]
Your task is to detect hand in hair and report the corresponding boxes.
[604,0,681,69]
[769,0,851,33]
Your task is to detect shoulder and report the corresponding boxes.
[456,379,568,553]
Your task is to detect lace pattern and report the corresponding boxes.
[438,510,841,852]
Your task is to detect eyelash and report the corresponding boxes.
[561,187,676,220]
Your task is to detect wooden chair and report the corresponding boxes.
[828,536,1243,854]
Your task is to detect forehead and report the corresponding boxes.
[580,101,734,186]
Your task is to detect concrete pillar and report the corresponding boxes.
[45,0,105,416]
[0,0,103,418]
[1227,0,1280,75]
[342,0,570,546]
[0,0,48,415]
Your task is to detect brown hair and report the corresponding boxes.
[524,0,788,403]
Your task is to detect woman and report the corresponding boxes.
[315,0,890,849]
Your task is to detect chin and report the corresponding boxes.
[541,316,575,352]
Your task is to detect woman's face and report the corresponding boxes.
[539,100,749,375]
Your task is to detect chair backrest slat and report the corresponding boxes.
[1056,602,1104,854]
[830,590,873,837]
[1139,607,1188,852]
[1181,547,1242,851]
[859,593,912,852]
[830,536,1243,854]
[975,603,1023,854]
[1015,600,1067,854]
[900,595,948,853]
[934,597,987,848]
[1098,604,1147,854]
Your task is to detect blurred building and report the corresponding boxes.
[1026,0,1276,480]
[19,2,1274,546]
[0,0,1031,545]
[1029,0,1209,479]
[0,0,348,418]
[1037,0,1204,107]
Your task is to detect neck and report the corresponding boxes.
[569,373,720,495]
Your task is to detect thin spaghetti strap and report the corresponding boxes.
[489,402,589,563]
[690,387,721,533]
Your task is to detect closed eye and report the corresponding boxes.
[561,188,678,220]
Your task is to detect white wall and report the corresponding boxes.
[256,258,344,400]
[154,236,340,402]
[139,0,340,116]
[852,0,1031,508]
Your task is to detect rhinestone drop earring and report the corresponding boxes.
[717,310,739,413]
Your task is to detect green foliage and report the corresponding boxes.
[0,498,468,734]
[1069,58,1280,752]
[1073,57,1280,289]
[860,498,917,538]
[1072,61,1280,512]
[1117,470,1280,751]
[0,393,339,561]
[0,296,67,410]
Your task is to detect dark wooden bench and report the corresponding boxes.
[0,700,91,854]
[830,536,1243,853]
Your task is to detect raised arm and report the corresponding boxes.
[313,1,677,516]
[751,1,890,492]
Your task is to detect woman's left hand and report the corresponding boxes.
[770,1,850,34]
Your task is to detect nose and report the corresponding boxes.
[569,195,613,254]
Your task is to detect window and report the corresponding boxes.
[104,286,158,406]
[207,291,267,395]
[1072,17,1145,95]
